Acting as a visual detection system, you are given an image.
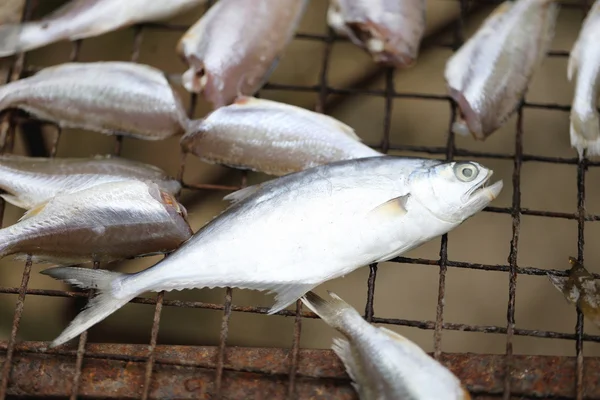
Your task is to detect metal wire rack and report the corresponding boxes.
[0,0,599,398]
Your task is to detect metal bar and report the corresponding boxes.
[502,101,524,400]
[2,343,600,399]
[0,0,35,397]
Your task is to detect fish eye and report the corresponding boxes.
[453,162,479,182]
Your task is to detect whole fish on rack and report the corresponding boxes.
[180,96,383,176]
[302,291,471,399]
[327,0,426,67]
[568,0,600,158]
[42,156,503,348]
[0,154,181,210]
[0,0,207,57]
[0,62,189,140]
[548,257,600,328]
[444,0,558,140]
[177,0,308,109]
[0,180,192,265]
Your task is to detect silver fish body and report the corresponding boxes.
[444,0,558,140]
[0,154,181,210]
[327,0,426,67]
[43,156,503,347]
[177,0,308,109]
[302,292,471,400]
[0,0,206,57]
[180,96,383,176]
[0,62,189,140]
[0,180,192,265]
[568,0,600,158]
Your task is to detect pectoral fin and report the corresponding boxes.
[367,194,410,221]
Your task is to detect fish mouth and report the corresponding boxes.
[466,170,503,202]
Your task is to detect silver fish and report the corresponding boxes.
[177,0,308,109]
[0,180,192,265]
[0,61,189,140]
[0,154,181,210]
[42,156,502,348]
[444,0,558,140]
[548,257,600,328]
[180,96,383,176]
[327,0,426,67]
[568,0,600,158]
[0,0,206,57]
[302,291,471,399]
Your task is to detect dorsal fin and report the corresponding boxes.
[222,184,262,204]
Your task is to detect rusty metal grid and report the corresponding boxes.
[0,0,599,399]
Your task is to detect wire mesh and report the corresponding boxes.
[0,0,598,399]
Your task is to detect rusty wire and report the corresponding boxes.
[0,0,599,399]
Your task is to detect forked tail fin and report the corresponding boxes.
[41,266,136,348]
[300,291,362,336]
[0,24,22,58]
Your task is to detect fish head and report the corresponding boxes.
[147,183,189,220]
[409,161,503,224]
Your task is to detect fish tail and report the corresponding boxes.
[300,291,362,336]
[40,266,136,348]
[570,108,600,158]
[0,24,22,58]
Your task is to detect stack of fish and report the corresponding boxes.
[25,0,600,397]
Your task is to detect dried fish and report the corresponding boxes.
[0,154,181,210]
[42,156,502,347]
[0,180,192,265]
[0,61,189,140]
[177,0,308,108]
[180,96,383,176]
[0,0,206,57]
[548,257,600,327]
[327,0,426,67]
[568,0,600,158]
[302,291,471,399]
[444,0,558,139]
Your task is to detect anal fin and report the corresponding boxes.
[267,283,316,314]
[332,337,375,399]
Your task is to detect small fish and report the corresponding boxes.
[444,0,558,140]
[0,154,181,210]
[0,0,206,57]
[327,0,426,67]
[42,156,502,347]
[301,291,471,399]
[180,96,383,176]
[0,180,192,265]
[568,0,600,158]
[0,61,189,140]
[177,0,308,109]
[548,257,600,328]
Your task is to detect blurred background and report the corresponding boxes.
[1,0,599,361]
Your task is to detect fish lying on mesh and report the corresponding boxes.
[568,0,600,158]
[0,180,192,265]
[548,257,600,328]
[0,154,181,210]
[302,291,471,400]
[0,61,189,140]
[180,96,383,176]
[327,0,426,67]
[444,0,558,140]
[0,0,206,57]
[42,156,503,348]
[177,0,308,109]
